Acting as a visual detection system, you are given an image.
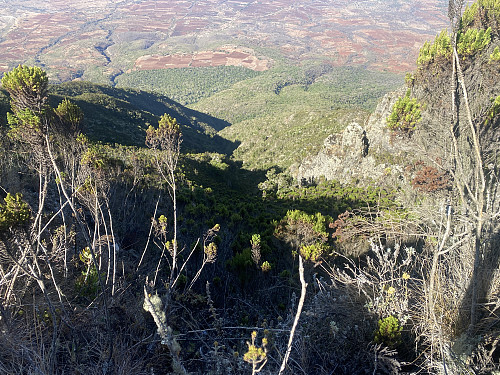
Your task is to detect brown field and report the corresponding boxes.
[0,0,450,80]
[133,47,271,71]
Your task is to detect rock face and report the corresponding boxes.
[364,87,407,153]
[296,88,407,186]
[297,122,374,184]
[297,10,500,189]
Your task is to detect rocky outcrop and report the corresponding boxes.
[297,8,500,189]
[296,88,408,186]
[297,122,375,184]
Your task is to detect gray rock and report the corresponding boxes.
[296,90,405,186]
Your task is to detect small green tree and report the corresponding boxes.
[54,98,84,136]
[2,65,51,161]
[1,65,48,115]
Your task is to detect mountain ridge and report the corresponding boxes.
[44,81,237,153]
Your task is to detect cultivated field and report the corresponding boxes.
[0,0,449,82]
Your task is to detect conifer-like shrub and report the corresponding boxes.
[278,209,330,239]
[417,29,452,65]
[461,0,500,29]
[374,316,402,348]
[490,46,500,61]
[227,248,253,275]
[299,243,327,263]
[457,27,492,56]
[386,90,421,135]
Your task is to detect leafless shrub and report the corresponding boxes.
[411,165,450,192]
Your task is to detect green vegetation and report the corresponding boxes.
[75,247,100,299]
[461,0,500,28]
[0,193,30,231]
[116,66,262,105]
[1,65,48,103]
[38,63,402,172]
[261,261,271,272]
[417,29,452,65]
[275,178,397,215]
[374,316,402,348]
[486,95,500,124]
[2,4,499,371]
[224,108,367,169]
[2,65,49,141]
[299,243,327,263]
[490,46,500,61]
[386,90,421,134]
[461,2,479,28]
[283,210,330,238]
[418,1,495,66]
[457,27,492,56]
[243,331,268,374]
[404,72,415,86]
[191,65,402,169]
[192,65,402,124]
[47,81,234,153]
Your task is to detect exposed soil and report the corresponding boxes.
[132,47,271,71]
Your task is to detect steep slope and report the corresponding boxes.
[48,82,236,153]
[293,5,500,373]
[191,65,402,169]
[298,8,500,191]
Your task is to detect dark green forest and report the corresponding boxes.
[1,1,500,374]
[115,66,262,105]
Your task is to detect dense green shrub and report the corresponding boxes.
[417,29,452,65]
[299,243,328,263]
[386,90,421,135]
[461,0,500,29]
[227,248,254,282]
[457,27,492,56]
[0,193,30,231]
[284,209,329,238]
[374,315,402,348]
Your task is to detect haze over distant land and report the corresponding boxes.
[0,0,449,82]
